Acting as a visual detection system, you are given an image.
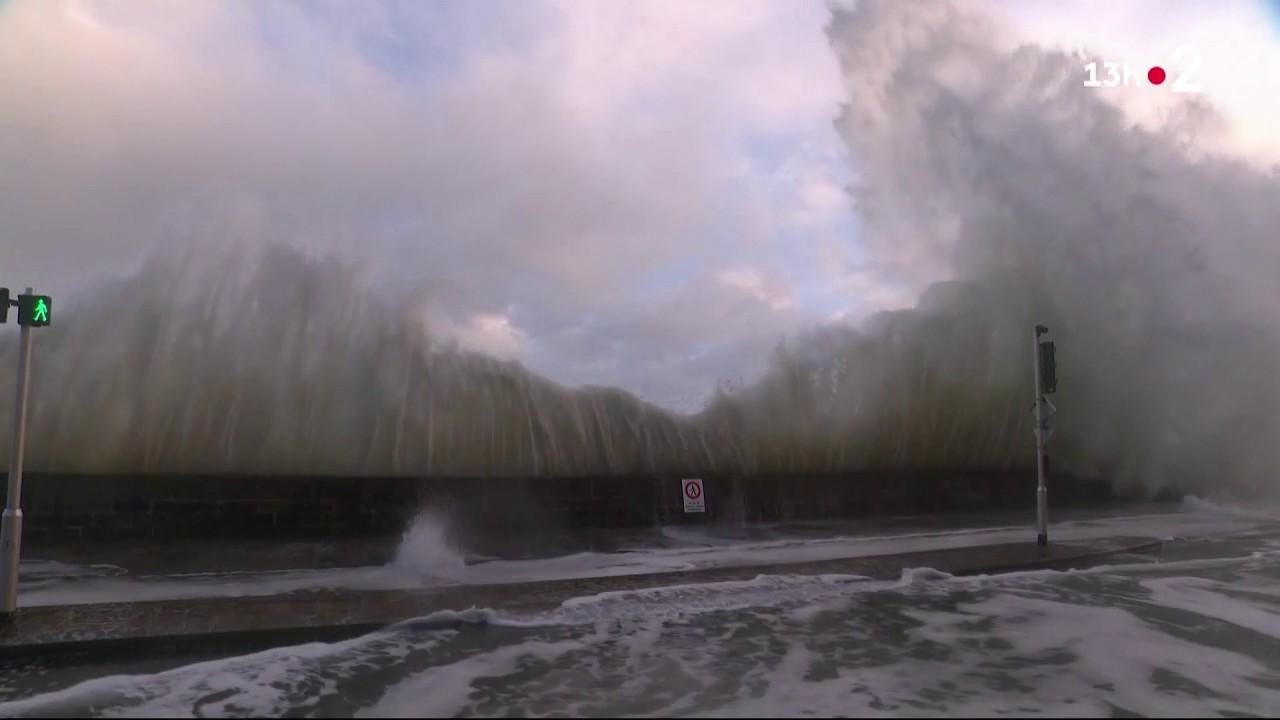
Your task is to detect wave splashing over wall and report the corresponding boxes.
[2,2,1278,496]
[808,1,1280,494]
[0,242,1050,480]
[0,244,722,477]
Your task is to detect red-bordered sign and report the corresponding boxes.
[682,478,705,513]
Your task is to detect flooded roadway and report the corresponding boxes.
[0,498,1278,716]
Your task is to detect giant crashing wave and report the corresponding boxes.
[1,1,1277,496]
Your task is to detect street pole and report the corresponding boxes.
[0,287,34,615]
[1032,325,1049,548]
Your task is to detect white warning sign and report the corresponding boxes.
[682,478,705,513]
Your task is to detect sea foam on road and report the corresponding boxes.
[6,544,1280,718]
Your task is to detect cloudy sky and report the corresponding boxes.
[2,0,1278,411]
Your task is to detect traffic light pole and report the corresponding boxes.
[0,287,34,615]
[1032,326,1049,548]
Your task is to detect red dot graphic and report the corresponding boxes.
[1148,66,1166,85]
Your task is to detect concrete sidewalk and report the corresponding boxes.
[0,536,1162,661]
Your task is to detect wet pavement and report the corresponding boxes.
[19,503,1179,575]
[0,536,1158,660]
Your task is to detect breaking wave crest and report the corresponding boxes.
[2,1,1278,497]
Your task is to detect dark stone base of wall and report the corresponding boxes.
[4,471,1124,550]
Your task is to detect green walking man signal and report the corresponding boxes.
[29,298,49,325]
[1,289,52,327]
[17,294,51,327]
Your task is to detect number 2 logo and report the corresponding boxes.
[1171,44,1203,94]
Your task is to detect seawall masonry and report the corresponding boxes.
[7,471,1117,546]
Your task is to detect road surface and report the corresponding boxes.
[0,497,1277,717]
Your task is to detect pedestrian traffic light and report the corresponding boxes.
[16,294,51,327]
[1038,340,1056,394]
[0,288,8,324]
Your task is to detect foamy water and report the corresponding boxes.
[4,531,1280,717]
[15,501,1270,608]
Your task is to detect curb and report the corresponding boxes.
[0,539,1168,665]
[955,539,1165,576]
[0,622,391,665]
